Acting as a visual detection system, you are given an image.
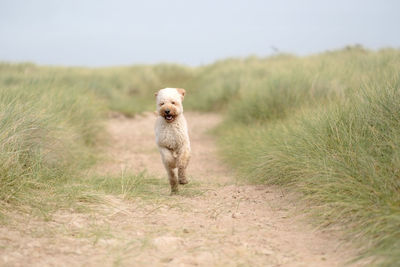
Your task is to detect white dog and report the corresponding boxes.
[154,88,190,194]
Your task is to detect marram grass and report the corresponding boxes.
[0,82,103,215]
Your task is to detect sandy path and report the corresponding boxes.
[0,112,359,266]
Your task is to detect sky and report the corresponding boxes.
[0,0,399,66]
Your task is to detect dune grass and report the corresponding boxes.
[0,67,104,219]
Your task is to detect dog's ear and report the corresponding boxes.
[177,88,186,100]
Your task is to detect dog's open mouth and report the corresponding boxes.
[164,115,174,121]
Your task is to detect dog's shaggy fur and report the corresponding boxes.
[154,88,190,193]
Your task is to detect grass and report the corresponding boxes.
[78,171,204,204]
[1,46,399,265]
[0,79,102,214]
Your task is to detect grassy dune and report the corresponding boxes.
[1,46,399,264]
[0,65,103,219]
[212,48,400,265]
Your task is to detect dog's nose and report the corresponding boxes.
[165,109,170,114]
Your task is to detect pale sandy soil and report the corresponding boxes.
[0,112,361,267]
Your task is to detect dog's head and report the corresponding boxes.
[155,88,186,123]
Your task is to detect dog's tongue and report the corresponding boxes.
[165,115,173,120]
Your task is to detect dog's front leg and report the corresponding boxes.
[159,147,178,194]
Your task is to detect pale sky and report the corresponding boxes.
[0,0,399,66]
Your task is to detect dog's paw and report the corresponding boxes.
[178,178,189,185]
[170,186,179,195]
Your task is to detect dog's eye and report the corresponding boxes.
[160,102,164,106]
[171,101,175,105]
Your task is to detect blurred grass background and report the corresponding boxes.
[1,46,399,264]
